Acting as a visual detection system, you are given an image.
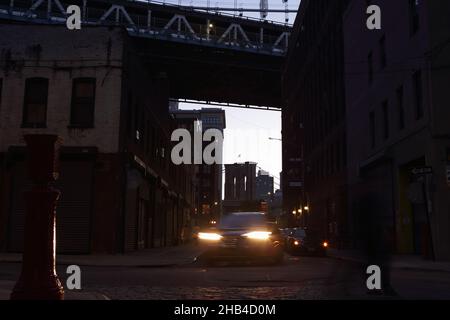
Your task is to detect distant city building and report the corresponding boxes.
[255,170,274,200]
[169,100,179,111]
[268,189,283,221]
[171,108,226,226]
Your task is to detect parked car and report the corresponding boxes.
[197,212,284,264]
[285,228,328,256]
[279,228,293,246]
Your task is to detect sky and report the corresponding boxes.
[177,0,301,191]
[157,0,301,24]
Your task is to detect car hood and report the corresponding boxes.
[217,228,271,236]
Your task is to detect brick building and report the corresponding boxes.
[282,0,350,243]
[344,0,450,260]
[0,24,195,254]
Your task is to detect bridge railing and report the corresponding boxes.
[0,0,290,55]
[130,0,293,27]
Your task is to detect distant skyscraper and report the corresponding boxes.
[169,100,179,111]
[255,170,274,200]
[171,108,226,225]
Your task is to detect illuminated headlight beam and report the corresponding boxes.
[198,232,222,241]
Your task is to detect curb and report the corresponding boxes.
[0,258,198,268]
[327,252,450,274]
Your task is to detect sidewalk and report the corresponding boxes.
[0,243,203,268]
[327,248,450,273]
[0,280,110,300]
[0,243,202,300]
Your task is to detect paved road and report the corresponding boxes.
[1,254,450,299]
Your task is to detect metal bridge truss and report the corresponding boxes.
[0,0,291,56]
[171,98,281,111]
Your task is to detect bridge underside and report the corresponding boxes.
[132,37,284,108]
[0,0,288,109]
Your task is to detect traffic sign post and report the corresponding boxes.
[411,166,433,176]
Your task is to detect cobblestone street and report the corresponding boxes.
[3,250,450,300]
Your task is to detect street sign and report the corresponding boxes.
[411,166,433,176]
[289,181,303,187]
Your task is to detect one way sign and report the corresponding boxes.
[411,167,433,175]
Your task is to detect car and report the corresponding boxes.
[279,228,293,246]
[196,212,284,265]
[285,228,328,256]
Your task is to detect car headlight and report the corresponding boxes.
[198,232,222,241]
[242,231,272,240]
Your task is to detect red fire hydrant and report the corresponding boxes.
[10,134,64,300]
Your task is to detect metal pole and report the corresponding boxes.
[10,135,64,300]
[422,177,435,260]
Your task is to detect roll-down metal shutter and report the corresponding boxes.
[8,160,93,254]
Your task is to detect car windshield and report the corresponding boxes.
[292,229,306,238]
[218,213,267,229]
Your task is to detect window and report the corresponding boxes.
[413,70,423,119]
[382,100,389,140]
[409,0,420,35]
[368,52,373,84]
[369,111,375,148]
[379,35,387,68]
[70,78,96,127]
[396,86,405,130]
[22,78,48,128]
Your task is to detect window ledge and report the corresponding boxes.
[21,124,47,129]
[68,125,94,129]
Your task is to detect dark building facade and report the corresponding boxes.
[0,24,195,254]
[344,0,450,260]
[282,0,350,245]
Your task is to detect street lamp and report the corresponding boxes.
[303,206,309,211]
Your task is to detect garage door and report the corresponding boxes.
[8,160,93,254]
